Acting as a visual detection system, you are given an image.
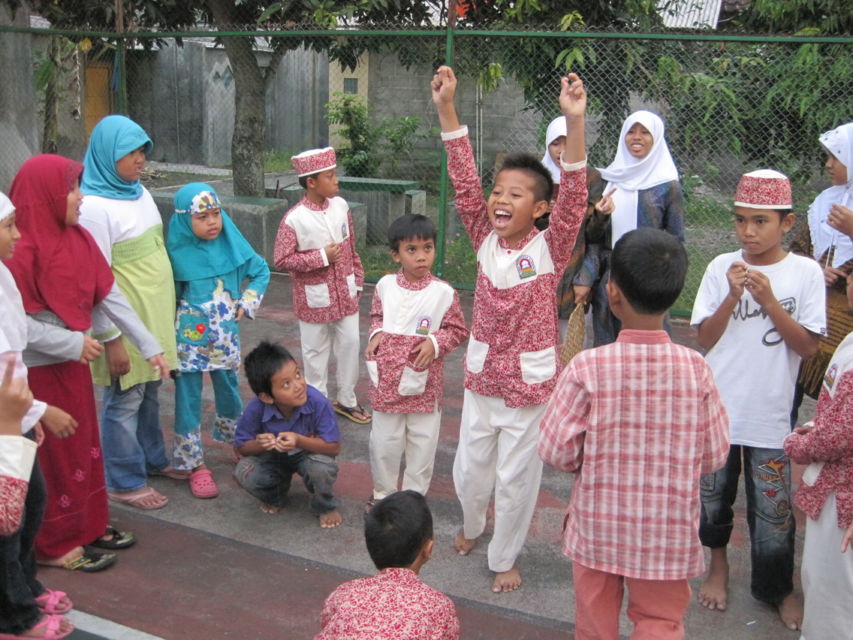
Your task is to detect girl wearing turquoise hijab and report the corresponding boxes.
[166,183,270,498]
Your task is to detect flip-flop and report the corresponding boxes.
[333,401,372,424]
[189,468,219,499]
[90,526,136,550]
[0,614,74,640]
[34,589,73,614]
[108,487,169,510]
[62,550,116,573]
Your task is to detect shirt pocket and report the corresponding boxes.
[398,366,429,396]
[519,347,556,385]
[304,283,330,309]
[365,359,379,387]
[346,273,357,299]
[466,336,489,374]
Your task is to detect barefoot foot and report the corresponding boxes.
[698,550,729,611]
[37,547,85,568]
[492,567,522,593]
[259,503,282,515]
[453,530,477,555]
[319,509,342,528]
[776,593,803,631]
[19,614,75,638]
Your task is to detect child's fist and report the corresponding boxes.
[559,73,587,118]
[726,261,748,299]
[80,334,104,364]
[324,243,342,264]
[0,355,32,435]
[431,66,457,105]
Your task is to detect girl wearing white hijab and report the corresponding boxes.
[791,122,853,400]
[587,110,685,344]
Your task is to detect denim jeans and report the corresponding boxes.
[233,450,339,515]
[700,445,795,604]
[100,379,169,492]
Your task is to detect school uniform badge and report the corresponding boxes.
[415,316,432,335]
[341,223,349,239]
[824,362,838,390]
[516,255,537,279]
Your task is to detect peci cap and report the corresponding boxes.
[291,147,337,178]
[734,169,792,210]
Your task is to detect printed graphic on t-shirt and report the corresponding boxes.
[730,296,796,347]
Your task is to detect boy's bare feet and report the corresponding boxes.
[453,530,477,555]
[492,566,522,593]
[776,593,803,631]
[319,509,342,528]
[259,503,282,515]
[19,614,75,637]
[698,548,729,611]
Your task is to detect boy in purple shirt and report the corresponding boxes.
[233,341,342,528]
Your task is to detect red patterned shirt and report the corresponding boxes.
[785,332,853,530]
[274,196,364,324]
[316,567,460,640]
[443,127,587,408]
[539,330,730,580]
[367,271,468,413]
[0,435,37,536]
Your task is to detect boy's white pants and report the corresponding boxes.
[453,389,545,573]
[369,409,442,499]
[299,312,360,407]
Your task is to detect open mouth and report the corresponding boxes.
[493,209,511,229]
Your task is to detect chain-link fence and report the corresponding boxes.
[1,14,851,314]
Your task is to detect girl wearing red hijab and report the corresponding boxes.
[4,155,168,572]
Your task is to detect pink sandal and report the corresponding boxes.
[189,468,219,499]
[0,614,74,640]
[35,589,72,614]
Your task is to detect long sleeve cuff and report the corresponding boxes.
[560,154,588,172]
[441,126,468,141]
[0,435,37,481]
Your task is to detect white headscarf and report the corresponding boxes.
[809,122,853,267]
[0,191,45,433]
[541,116,567,184]
[598,111,679,247]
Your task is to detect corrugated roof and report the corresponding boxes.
[659,0,722,29]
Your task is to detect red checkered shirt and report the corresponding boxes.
[443,127,587,408]
[274,196,364,324]
[538,330,730,580]
[315,567,460,640]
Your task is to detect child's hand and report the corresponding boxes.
[0,355,32,435]
[103,338,129,375]
[843,520,853,553]
[41,404,78,438]
[793,424,814,436]
[828,204,853,239]
[824,265,846,287]
[325,243,342,264]
[573,285,592,305]
[725,261,748,299]
[147,354,170,379]
[80,334,104,364]
[594,188,617,215]
[559,73,587,118]
[364,332,383,359]
[256,432,279,451]
[235,306,245,322]
[276,431,299,452]
[431,66,457,105]
[745,269,775,306]
[410,338,436,370]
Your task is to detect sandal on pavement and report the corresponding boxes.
[332,402,372,424]
[62,550,116,573]
[108,487,168,510]
[90,526,136,550]
[0,614,74,640]
[149,465,190,481]
[34,589,72,614]
[189,468,219,499]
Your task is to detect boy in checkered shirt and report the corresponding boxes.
[539,227,729,639]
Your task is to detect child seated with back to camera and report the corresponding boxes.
[539,227,730,639]
[431,65,589,593]
[315,490,460,640]
[232,341,342,528]
[364,214,468,508]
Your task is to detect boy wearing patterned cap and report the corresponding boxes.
[274,147,370,424]
[691,169,827,630]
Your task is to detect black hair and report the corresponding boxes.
[387,214,437,251]
[364,490,433,570]
[610,227,687,315]
[244,341,297,397]
[497,153,553,204]
[298,175,309,189]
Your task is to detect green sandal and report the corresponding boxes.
[90,526,136,550]
[63,550,117,572]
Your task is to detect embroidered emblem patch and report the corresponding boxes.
[516,255,536,279]
[415,316,431,335]
[341,222,349,239]
[824,362,838,390]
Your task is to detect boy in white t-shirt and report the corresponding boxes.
[690,170,827,631]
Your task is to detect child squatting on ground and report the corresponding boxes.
[691,169,827,631]
[364,214,468,507]
[539,227,730,640]
[165,183,270,499]
[273,147,370,425]
[432,65,589,593]
[232,341,343,528]
[315,490,460,639]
